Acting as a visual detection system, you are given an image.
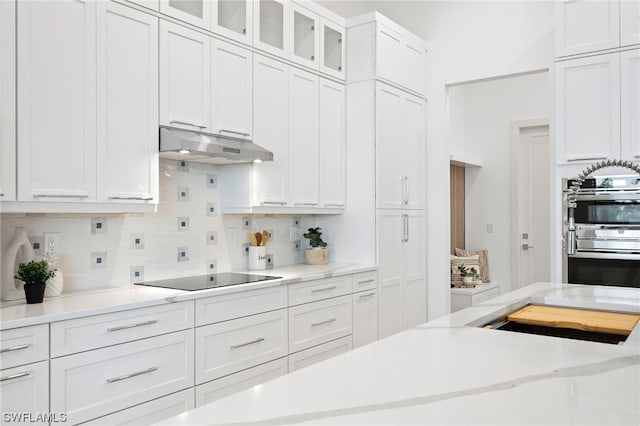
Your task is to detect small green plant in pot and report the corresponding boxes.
[302,227,329,265]
[15,260,56,304]
[458,264,478,285]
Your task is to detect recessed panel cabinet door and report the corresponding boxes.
[402,94,425,209]
[376,83,404,209]
[17,0,97,202]
[555,0,620,57]
[0,0,16,201]
[252,54,289,205]
[620,0,640,47]
[0,361,49,425]
[621,49,640,161]
[212,39,253,140]
[377,210,404,338]
[376,23,402,86]
[97,2,158,204]
[160,21,211,132]
[403,210,426,329]
[288,68,319,207]
[318,78,345,208]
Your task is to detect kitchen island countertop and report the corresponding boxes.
[158,282,640,425]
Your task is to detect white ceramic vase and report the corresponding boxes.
[44,269,64,297]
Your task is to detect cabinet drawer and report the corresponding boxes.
[352,271,377,292]
[83,388,194,426]
[289,295,352,353]
[288,336,352,373]
[472,287,500,305]
[195,284,286,326]
[0,324,48,369]
[0,360,49,424]
[195,357,287,406]
[195,309,287,384]
[51,329,194,425]
[51,301,194,357]
[288,276,352,306]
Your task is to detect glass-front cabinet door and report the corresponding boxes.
[320,18,345,80]
[254,0,288,57]
[160,0,211,29]
[213,0,252,45]
[290,3,319,69]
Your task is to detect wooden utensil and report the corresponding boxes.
[255,232,262,246]
[262,230,270,246]
[249,233,257,246]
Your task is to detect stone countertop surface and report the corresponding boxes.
[157,282,640,426]
[0,262,376,330]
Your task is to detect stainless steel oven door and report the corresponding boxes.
[567,252,640,288]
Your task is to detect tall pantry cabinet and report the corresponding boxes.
[341,13,427,339]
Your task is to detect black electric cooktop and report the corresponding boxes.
[134,272,282,291]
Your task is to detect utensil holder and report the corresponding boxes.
[248,246,267,270]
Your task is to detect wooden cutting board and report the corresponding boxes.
[507,305,640,336]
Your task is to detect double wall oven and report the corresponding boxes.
[563,175,640,288]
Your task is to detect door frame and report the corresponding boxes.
[509,118,551,287]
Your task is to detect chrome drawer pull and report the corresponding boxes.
[0,344,30,353]
[261,201,287,205]
[108,196,154,201]
[294,202,319,206]
[311,286,337,293]
[323,203,345,208]
[170,120,206,129]
[33,193,89,198]
[106,320,158,332]
[219,129,250,137]
[311,317,336,327]
[0,371,31,382]
[230,337,265,350]
[107,366,157,383]
[356,279,375,284]
[359,292,376,299]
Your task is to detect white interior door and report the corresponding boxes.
[515,124,551,287]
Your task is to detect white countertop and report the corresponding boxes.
[0,262,376,330]
[158,282,640,426]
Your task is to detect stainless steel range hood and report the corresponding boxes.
[159,126,273,165]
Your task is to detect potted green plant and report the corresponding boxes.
[458,264,478,285]
[15,260,56,304]
[302,227,329,265]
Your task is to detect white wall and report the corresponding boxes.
[318,0,554,318]
[453,71,551,296]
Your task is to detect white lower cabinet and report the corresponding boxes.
[195,357,287,406]
[50,329,194,425]
[195,309,288,384]
[288,335,352,373]
[288,295,352,353]
[0,324,49,370]
[0,361,49,425]
[451,284,500,313]
[352,290,378,348]
[82,389,194,426]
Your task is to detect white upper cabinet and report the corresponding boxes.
[346,15,426,95]
[376,83,425,209]
[213,0,253,44]
[556,0,640,57]
[160,21,212,132]
[160,0,211,29]
[252,54,290,206]
[555,53,621,163]
[126,0,160,12]
[97,2,159,204]
[319,18,345,80]
[288,68,319,207]
[621,0,640,47]
[212,39,253,140]
[0,0,16,202]
[621,49,640,160]
[318,78,346,208]
[290,2,320,69]
[17,0,97,202]
[254,0,289,58]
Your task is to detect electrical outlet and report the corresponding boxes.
[177,160,189,172]
[207,259,217,273]
[130,266,144,282]
[91,251,107,269]
[206,203,217,216]
[43,232,60,256]
[130,233,144,249]
[242,243,250,256]
[206,174,218,188]
[266,254,274,269]
[178,217,189,232]
[242,217,252,230]
[177,247,189,262]
[486,224,494,234]
[177,187,190,202]
[91,218,107,234]
[206,231,217,245]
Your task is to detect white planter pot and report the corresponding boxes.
[304,248,329,265]
[462,276,474,285]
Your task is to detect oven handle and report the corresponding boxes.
[569,251,640,261]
